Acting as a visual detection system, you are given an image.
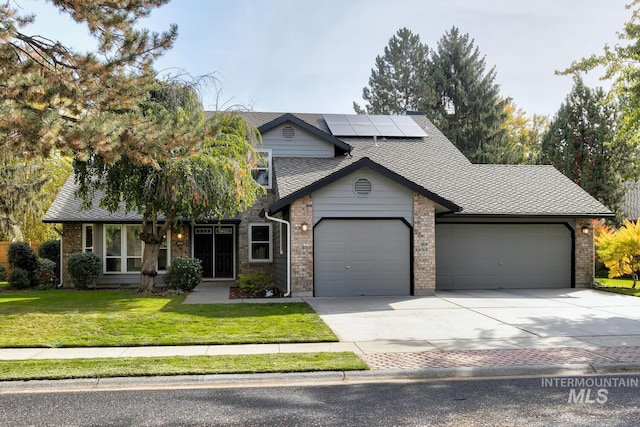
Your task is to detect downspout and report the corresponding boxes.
[260,209,291,297]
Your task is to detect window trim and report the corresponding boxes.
[82,224,94,253]
[252,148,272,189]
[248,223,273,263]
[102,224,171,274]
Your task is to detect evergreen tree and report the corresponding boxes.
[0,1,178,166]
[353,28,432,115]
[540,77,626,221]
[423,27,510,163]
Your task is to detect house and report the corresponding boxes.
[43,112,613,296]
[623,181,640,221]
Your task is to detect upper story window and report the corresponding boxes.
[251,149,272,189]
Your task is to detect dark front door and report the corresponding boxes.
[214,227,234,278]
[194,227,214,278]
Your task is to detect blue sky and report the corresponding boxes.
[25,0,630,117]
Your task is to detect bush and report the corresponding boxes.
[0,264,6,281]
[162,257,202,291]
[36,258,57,289]
[67,252,102,290]
[38,240,61,279]
[9,268,31,289]
[8,242,37,272]
[238,273,274,297]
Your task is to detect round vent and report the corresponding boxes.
[353,178,372,197]
[281,125,295,139]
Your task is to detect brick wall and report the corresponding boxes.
[413,194,436,295]
[575,218,595,287]
[290,195,313,296]
[61,223,82,287]
[237,193,277,279]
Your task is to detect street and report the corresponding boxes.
[1,374,639,426]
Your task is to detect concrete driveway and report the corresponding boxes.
[304,288,640,352]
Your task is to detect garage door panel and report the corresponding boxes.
[436,224,571,290]
[315,219,410,297]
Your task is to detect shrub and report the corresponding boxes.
[162,257,202,291]
[0,264,6,281]
[38,240,61,279]
[67,252,102,290]
[238,273,274,297]
[36,258,57,289]
[7,242,37,272]
[9,268,31,289]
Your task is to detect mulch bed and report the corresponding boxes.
[229,286,285,299]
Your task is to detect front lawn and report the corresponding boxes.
[0,290,337,347]
[595,278,640,297]
[0,353,367,381]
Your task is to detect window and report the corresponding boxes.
[82,224,94,253]
[249,223,272,262]
[103,225,170,273]
[251,149,272,189]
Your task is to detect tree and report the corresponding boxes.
[0,154,50,241]
[354,28,432,115]
[75,80,266,292]
[0,1,178,166]
[540,77,626,221]
[561,0,640,179]
[502,100,549,164]
[596,220,640,288]
[423,27,511,163]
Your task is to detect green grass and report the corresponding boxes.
[0,352,368,381]
[0,290,337,347]
[0,282,8,289]
[594,278,640,297]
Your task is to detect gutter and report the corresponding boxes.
[259,209,291,297]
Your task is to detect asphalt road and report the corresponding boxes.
[1,374,639,426]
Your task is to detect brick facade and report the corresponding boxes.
[413,194,436,295]
[61,223,82,287]
[237,192,277,279]
[575,218,595,287]
[289,195,313,296]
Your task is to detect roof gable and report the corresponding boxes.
[269,156,460,214]
[257,113,351,154]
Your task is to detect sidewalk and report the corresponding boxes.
[2,284,640,386]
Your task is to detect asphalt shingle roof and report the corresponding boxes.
[44,111,613,222]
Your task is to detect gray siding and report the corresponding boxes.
[312,168,414,225]
[262,125,334,158]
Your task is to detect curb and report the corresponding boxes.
[3,363,640,393]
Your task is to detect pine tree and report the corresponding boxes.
[0,1,178,166]
[540,77,626,221]
[423,27,510,163]
[353,28,432,115]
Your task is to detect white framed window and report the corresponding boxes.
[251,149,272,189]
[249,223,272,262]
[103,224,170,273]
[82,224,94,253]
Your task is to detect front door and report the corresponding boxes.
[214,227,234,278]
[193,225,235,279]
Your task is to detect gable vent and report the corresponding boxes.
[353,178,372,197]
[281,125,295,139]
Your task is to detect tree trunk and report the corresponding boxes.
[9,220,23,242]
[633,273,638,290]
[139,241,161,293]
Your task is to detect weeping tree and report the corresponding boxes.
[75,80,266,292]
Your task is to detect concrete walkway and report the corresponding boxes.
[2,285,640,377]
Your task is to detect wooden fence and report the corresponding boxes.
[0,241,42,269]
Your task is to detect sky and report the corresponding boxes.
[23,0,631,118]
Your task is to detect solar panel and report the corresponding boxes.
[323,114,427,137]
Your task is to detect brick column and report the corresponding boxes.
[575,218,595,288]
[290,195,313,296]
[413,194,436,295]
[61,223,82,287]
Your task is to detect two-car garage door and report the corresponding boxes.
[436,223,572,290]
[314,219,411,297]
